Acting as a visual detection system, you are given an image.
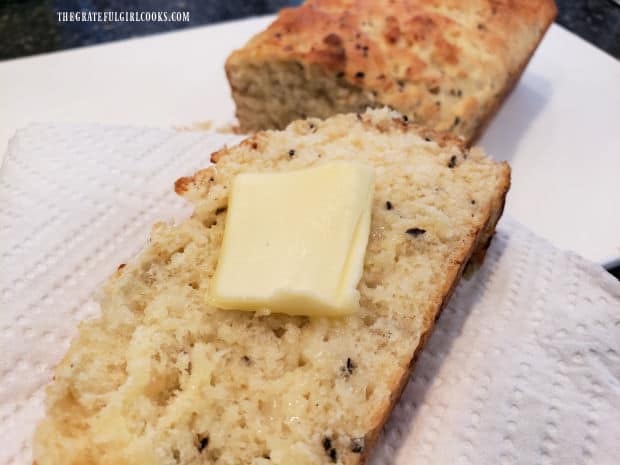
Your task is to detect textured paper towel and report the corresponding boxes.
[0,125,619,465]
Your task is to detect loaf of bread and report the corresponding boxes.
[226,0,556,142]
[34,108,510,465]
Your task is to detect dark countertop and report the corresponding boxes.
[556,0,620,58]
[0,0,619,61]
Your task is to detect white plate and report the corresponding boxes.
[1,16,619,266]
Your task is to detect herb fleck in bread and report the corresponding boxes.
[34,108,510,465]
[226,0,556,142]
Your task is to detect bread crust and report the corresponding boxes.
[226,0,557,142]
[468,1,557,144]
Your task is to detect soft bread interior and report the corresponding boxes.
[34,109,509,465]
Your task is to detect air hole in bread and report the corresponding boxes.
[273,327,286,338]
[144,369,180,406]
[362,314,377,327]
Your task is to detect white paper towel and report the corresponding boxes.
[0,125,618,465]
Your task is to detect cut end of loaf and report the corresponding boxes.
[225,0,557,142]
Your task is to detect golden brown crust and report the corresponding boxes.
[468,3,557,144]
[209,150,223,164]
[226,0,557,141]
[174,166,216,199]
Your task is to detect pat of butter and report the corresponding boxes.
[209,161,375,317]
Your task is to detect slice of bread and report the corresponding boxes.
[34,108,510,465]
[226,0,556,143]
